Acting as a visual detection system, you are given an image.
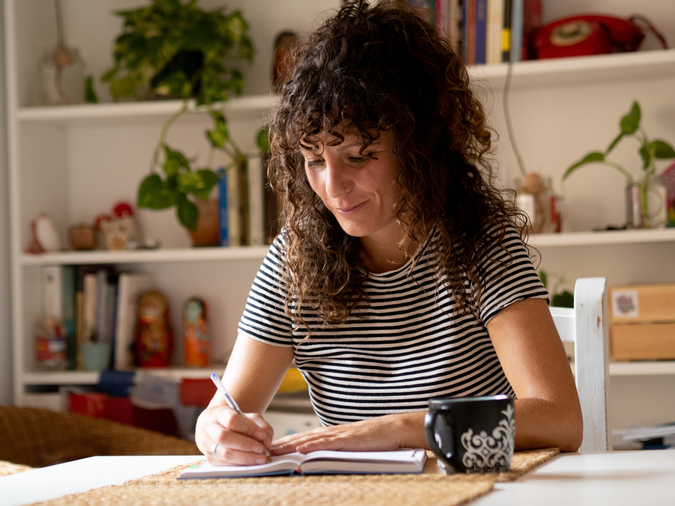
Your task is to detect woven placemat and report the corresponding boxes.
[28,448,559,506]
[0,460,34,477]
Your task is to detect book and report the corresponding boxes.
[501,0,512,62]
[62,266,77,370]
[485,0,504,65]
[218,168,229,246]
[473,0,487,65]
[247,154,265,246]
[509,0,523,63]
[41,265,63,322]
[178,449,428,479]
[113,272,154,370]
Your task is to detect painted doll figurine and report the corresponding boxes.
[183,297,210,367]
[135,290,173,367]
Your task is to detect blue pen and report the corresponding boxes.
[210,373,271,461]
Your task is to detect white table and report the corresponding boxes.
[1,450,674,506]
[473,450,675,506]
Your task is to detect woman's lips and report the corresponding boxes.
[336,201,367,217]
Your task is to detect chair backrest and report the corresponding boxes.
[549,277,611,452]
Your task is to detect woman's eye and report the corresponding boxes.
[306,159,324,168]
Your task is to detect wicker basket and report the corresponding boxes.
[0,406,201,468]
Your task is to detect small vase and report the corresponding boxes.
[514,174,561,234]
[625,176,667,229]
[187,199,220,247]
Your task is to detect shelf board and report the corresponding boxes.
[529,228,675,247]
[14,50,674,126]
[16,94,277,125]
[22,367,225,386]
[19,246,270,265]
[469,49,675,90]
[610,361,675,376]
[21,361,675,386]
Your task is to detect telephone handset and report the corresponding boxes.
[533,14,667,60]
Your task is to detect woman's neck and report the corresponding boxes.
[358,226,423,274]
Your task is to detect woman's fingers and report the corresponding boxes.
[199,406,274,466]
[271,417,401,455]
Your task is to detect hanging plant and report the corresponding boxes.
[102,0,254,230]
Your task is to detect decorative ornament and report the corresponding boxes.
[183,297,210,367]
[135,290,173,367]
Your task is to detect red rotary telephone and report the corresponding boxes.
[533,14,668,59]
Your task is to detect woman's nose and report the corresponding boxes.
[324,159,350,199]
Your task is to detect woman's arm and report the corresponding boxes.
[195,333,294,465]
[486,297,583,452]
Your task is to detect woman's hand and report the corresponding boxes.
[271,412,426,455]
[196,403,274,466]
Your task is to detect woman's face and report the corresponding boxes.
[301,126,403,243]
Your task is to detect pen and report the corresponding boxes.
[210,373,272,461]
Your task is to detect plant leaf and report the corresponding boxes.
[620,101,640,135]
[650,140,675,159]
[176,195,199,230]
[562,152,605,180]
[256,125,270,153]
[137,173,176,209]
[539,270,548,289]
[639,145,651,169]
[551,290,574,308]
[163,145,190,176]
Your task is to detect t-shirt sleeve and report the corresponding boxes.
[477,225,549,324]
[237,234,295,347]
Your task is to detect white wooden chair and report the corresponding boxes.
[549,277,611,452]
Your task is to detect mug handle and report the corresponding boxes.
[424,409,457,474]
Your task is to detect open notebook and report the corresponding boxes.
[178,449,428,479]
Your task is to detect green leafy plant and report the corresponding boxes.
[102,0,254,230]
[563,101,675,228]
[539,270,573,308]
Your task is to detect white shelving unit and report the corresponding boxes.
[4,0,675,435]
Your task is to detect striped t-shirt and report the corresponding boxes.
[238,226,548,426]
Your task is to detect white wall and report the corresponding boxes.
[0,0,13,405]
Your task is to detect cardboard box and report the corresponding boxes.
[609,284,675,323]
[610,323,675,361]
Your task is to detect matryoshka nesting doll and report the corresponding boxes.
[135,290,173,367]
[183,297,210,367]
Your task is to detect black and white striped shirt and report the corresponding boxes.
[239,226,548,426]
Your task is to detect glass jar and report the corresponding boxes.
[39,46,85,106]
[34,317,67,371]
[625,175,667,229]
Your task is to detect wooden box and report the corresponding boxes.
[610,323,675,361]
[609,284,675,361]
[609,284,675,323]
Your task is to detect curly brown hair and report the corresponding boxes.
[268,0,524,332]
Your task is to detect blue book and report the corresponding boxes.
[474,0,487,65]
[218,168,229,246]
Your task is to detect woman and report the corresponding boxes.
[196,0,582,466]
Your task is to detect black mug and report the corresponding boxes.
[424,395,515,475]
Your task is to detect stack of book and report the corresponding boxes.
[406,0,542,65]
[40,264,155,372]
[218,153,282,247]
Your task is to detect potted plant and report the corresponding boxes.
[563,101,675,228]
[102,0,254,240]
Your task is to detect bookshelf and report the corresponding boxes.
[3,0,675,436]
